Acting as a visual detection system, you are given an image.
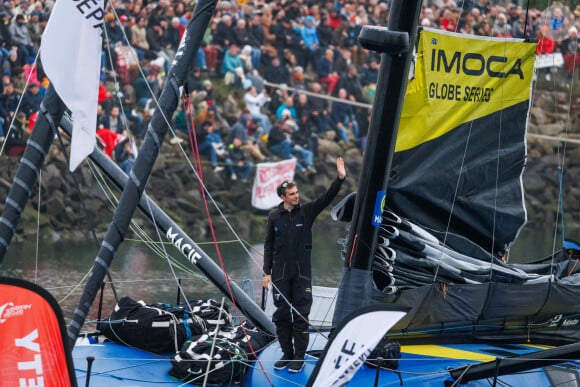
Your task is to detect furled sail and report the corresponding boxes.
[387,29,536,255]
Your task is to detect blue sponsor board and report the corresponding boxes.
[372,190,386,227]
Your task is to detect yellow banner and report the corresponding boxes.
[397,29,537,152]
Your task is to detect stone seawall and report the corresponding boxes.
[0,143,362,243]
[0,90,578,244]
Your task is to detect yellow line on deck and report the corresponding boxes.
[401,345,496,362]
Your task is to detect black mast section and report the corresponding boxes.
[58,119,275,335]
[68,0,218,345]
[332,0,422,325]
[0,86,66,265]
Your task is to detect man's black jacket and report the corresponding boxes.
[263,177,344,281]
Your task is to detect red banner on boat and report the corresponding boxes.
[0,277,76,387]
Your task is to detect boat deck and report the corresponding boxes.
[73,333,580,386]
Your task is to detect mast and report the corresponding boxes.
[58,118,275,335]
[67,0,218,345]
[0,86,66,265]
[332,0,422,325]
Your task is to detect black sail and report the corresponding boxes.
[387,29,535,255]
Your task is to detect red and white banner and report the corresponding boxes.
[251,158,296,210]
[40,0,104,171]
[307,305,407,387]
[0,278,75,386]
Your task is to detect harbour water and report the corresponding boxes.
[1,222,562,327]
[1,221,347,325]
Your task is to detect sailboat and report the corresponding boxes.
[2,0,580,385]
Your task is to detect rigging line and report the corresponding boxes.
[52,125,120,301]
[433,119,473,283]
[538,1,551,29]
[559,163,565,245]
[160,93,275,296]
[104,7,182,143]
[203,297,225,387]
[524,7,567,272]
[101,22,139,152]
[554,47,576,257]
[85,96,199,289]
[89,157,208,282]
[87,129,221,285]
[419,31,485,281]
[107,5,190,157]
[182,94,198,160]
[98,25,296,339]
[488,37,511,271]
[131,222,203,278]
[568,258,579,277]
[57,266,92,305]
[545,54,576,272]
[88,158,205,290]
[142,183,199,308]
[449,363,473,387]
[34,169,40,284]
[550,145,564,277]
[183,92,274,384]
[454,1,463,34]
[53,162,117,305]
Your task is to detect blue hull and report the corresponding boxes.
[73,333,580,386]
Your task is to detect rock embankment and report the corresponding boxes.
[0,142,361,243]
[1,90,580,243]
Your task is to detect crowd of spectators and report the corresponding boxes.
[0,0,578,177]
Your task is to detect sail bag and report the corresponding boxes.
[170,334,248,384]
[98,296,207,353]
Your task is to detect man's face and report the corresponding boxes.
[282,186,299,207]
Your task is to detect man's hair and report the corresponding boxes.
[277,180,296,197]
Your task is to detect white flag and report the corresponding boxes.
[40,0,104,171]
[307,306,407,387]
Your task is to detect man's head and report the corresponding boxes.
[277,180,299,208]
